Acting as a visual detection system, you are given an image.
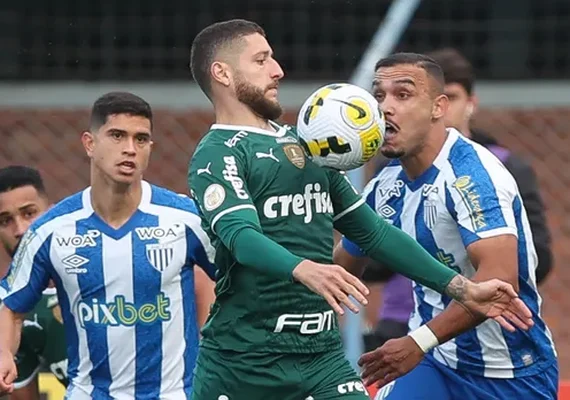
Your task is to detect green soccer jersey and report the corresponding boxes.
[188,122,364,354]
[14,289,68,389]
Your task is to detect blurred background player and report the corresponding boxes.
[336,53,557,400]
[360,47,555,353]
[188,19,532,400]
[0,92,216,399]
[0,166,68,400]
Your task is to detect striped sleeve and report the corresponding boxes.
[446,144,518,247]
[0,228,52,313]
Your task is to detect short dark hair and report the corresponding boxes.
[190,19,265,99]
[375,52,445,94]
[425,48,475,95]
[89,92,153,131]
[0,166,47,197]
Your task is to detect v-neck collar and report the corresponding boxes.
[211,120,287,137]
[82,181,152,240]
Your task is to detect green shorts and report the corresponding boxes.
[191,347,370,400]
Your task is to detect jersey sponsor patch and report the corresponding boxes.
[204,184,226,211]
[222,156,249,199]
[283,144,306,169]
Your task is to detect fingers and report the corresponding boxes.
[361,361,393,386]
[340,269,370,299]
[502,308,532,331]
[329,285,360,314]
[322,292,345,316]
[493,315,515,332]
[358,347,382,366]
[495,280,518,298]
[512,298,533,320]
[375,372,398,389]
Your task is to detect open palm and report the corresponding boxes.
[463,279,534,332]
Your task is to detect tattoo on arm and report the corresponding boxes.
[444,275,469,301]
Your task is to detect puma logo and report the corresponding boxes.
[255,148,279,162]
[23,314,43,331]
[332,99,367,119]
[197,162,212,175]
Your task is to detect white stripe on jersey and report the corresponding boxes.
[104,233,136,398]
[361,128,556,378]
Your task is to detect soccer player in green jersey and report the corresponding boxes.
[187,19,533,400]
[0,166,67,400]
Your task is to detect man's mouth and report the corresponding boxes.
[118,161,136,172]
[384,120,399,140]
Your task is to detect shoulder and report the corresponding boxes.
[27,190,90,239]
[446,134,514,182]
[147,184,199,215]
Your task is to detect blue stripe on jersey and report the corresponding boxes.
[149,185,195,212]
[341,177,382,257]
[504,196,555,377]
[412,171,439,327]
[186,226,216,280]
[448,139,507,239]
[131,212,162,399]
[76,216,112,397]
[181,265,197,397]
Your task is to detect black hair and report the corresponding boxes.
[426,48,475,95]
[375,52,445,94]
[190,19,265,99]
[89,91,153,131]
[0,165,47,196]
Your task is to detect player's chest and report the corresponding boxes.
[373,179,453,232]
[243,138,334,220]
[51,222,189,286]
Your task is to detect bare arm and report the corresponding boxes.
[194,267,215,329]
[0,305,24,358]
[0,304,25,394]
[427,235,519,344]
[332,243,368,278]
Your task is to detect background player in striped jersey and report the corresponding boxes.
[0,166,68,400]
[188,19,533,400]
[0,92,216,399]
[335,53,558,399]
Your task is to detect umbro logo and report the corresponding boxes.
[62,254,88,274]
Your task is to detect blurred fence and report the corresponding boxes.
[0,106,569,378]
[1,0,569,81]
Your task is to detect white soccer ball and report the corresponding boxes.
[297,83,385,171]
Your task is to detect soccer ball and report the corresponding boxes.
[296,83,385,171]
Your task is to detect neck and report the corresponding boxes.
[213,96,274,131]
[90,169,142,229]
[458,121,472,138]
[400,125,448,180]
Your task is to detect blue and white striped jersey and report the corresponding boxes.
[0,181,216,399]
[343,129,556,379]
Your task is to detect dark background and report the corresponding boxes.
[0,0,568,81]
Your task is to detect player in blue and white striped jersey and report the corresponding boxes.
[334,53,557,400]
[0,92,216,400]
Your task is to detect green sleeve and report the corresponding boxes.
[13,315,45,388]
[189,139,303,279]
[332,186,458,294]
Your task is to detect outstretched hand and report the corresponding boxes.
[462,278,534,332]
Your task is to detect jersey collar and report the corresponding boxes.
[211,120,288,137]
